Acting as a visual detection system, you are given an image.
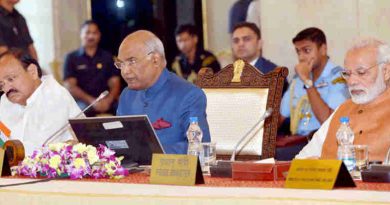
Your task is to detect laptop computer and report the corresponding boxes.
[69,115,165,167]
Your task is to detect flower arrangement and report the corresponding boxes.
[15,143,129,179]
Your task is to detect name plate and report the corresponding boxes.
[285,159,355,189]
[150,154,204,186]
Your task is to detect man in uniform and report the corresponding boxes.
[63,20,121,116]
[280,27,349,137]
[0,0,38,60]
[277,27,349,159]
[172,24,221,83]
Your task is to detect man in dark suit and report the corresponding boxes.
[231,22,277,74]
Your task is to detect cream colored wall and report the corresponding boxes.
[16,0,54,73]
[203,0,237,67]
[204,0,390,80]
[16,0,89,79]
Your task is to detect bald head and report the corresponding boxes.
[117,30,167,90]
[119,30,166,63]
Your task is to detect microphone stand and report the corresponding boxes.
[210,108,273,178]
[42,90,109,146]
[230,108,273,161]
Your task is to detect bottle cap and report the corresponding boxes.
[189,117,198,123]
[339,116,349,123]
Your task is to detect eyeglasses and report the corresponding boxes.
[340,61,387,80]
[114,51,153,70]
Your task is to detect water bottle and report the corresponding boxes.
[336,117,356,172]
[187,117,203,156]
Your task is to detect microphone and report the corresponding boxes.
[210,108,273,178]
[230,108,273,161]
[42,90,109,146]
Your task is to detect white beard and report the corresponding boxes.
[349,70,387,104]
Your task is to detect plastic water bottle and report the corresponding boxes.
[336,117,356,172]
[187,117,203,156]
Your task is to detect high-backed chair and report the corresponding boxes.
[196,60,288,160]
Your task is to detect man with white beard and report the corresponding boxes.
[296,37,390,161]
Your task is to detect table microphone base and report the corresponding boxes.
[210,160,233,178]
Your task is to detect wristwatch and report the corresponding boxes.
[304,79,313,89]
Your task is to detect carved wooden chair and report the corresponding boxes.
[196,60,288,160]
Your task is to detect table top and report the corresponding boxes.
[0,173,389,205]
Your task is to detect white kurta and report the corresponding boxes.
[295,108,338,159]
[0,75,81,155]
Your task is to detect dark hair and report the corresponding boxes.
[232,22,261,39]
[0,49,42,78]
[81,19,100,31]
[175,24,198,37]
[292,27,327,47]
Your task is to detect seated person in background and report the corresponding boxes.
[63,20,121,116]
[279,27,349,138]
[115,30,211,154]
[172,24,221,83]
[231,22,277,74]
[0,51,81,155]
[296,37,390,161]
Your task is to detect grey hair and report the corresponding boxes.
[144,35,167,66]
[348,37,390,70]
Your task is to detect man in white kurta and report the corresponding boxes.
[0,52,81,155]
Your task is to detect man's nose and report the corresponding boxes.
[298,54,307,63]
[347,73,359,86]
[2,83,11,94]
[121,66,134,75]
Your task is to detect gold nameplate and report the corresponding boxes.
[150,154,204,186]
[285,159,355,189]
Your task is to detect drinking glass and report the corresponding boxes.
[354,145,369,171]
[199,142,216,175]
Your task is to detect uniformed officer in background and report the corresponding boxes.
[63,20,121,117]
[172,24,221,83]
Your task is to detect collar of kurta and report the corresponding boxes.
[25,76,52,107]
[144,68,169,99]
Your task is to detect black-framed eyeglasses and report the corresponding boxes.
[114,51,153,70]
[340,61,387,80]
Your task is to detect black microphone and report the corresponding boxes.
[210,108,273,178]
[42,90,109,145]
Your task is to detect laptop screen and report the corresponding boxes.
[69,115,164,166]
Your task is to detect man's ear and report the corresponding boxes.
[26,64,39,80]
[383,62,390,82]
[194,35,198,44]
[319,44,327,56]
[257,38,262,50]
[151,53,160,66]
